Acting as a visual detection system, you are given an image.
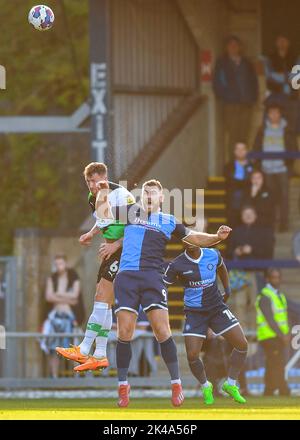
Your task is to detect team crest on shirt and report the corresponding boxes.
[127,196,135,204]
[207,263,216,271]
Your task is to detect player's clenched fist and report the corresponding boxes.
[217,225,232,241]
[96,180,110,191]
[79,232,93,246]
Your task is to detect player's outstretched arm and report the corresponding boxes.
[183,225,232,247]
[217,261,231,302]
[79,222,101,246]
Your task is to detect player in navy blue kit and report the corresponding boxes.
[95,179,232,408]
[164,241,248,405]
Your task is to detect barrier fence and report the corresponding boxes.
[0,330,300,393]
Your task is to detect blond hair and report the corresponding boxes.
[83,162,107,179]
[142,179,163,191]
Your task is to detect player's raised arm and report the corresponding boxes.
[183,225,232,247]
[95,180,115,222]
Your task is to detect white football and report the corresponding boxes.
[28,5,55,31]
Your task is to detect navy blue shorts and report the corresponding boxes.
[114,270,168,315]
[183,303,240,338]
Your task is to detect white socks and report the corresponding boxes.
[79,302,108,356]
[227,377,237,386]
[93,308,113,359]
[201,381,210,389]
[171,379,181,385]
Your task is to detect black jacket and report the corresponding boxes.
[266,50,298,96]
[244,185,275,227]
[227,223,275,260]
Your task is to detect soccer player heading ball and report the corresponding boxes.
[56,163,135,371]
[96,178,233,407]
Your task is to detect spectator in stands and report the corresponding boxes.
[224,142,254,227]
[227,206,275,260]
[213,35,258,158]
[254,103,297,231]
[256,268,290,396]
[244,169,275,228]
[227,206,274,332]
[263,34,299,133]
[41,254,84,378]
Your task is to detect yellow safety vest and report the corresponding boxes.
[255,286,289,342]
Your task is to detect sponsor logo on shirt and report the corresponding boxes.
[134,218,161,229]
[189,278,215,288]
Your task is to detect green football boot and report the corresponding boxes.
[202,382,214,405]
[222,381,246,403]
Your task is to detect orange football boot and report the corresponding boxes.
[118,384,131,408]
[171,383,185,407]
[73,356,109,372]
[55,345,89,364]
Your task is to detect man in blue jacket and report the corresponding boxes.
[213,35,258,159]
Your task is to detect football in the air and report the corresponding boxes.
[28,5,55,31]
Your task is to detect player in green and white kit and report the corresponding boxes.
[56,162,135,371]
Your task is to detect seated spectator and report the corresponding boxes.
[213,35,258,158]
[224,142,254,227]
[263,33,299,133]
[227,206,275,260]
[41,254,84,378]
[253,103,297,232]
[244,169,275,228]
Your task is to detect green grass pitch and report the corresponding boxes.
[0,397,300,420]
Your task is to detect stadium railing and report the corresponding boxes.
[1,261,299,389]
[0,331,260,390]
[226,259,300,270]
[248,151,300,160]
